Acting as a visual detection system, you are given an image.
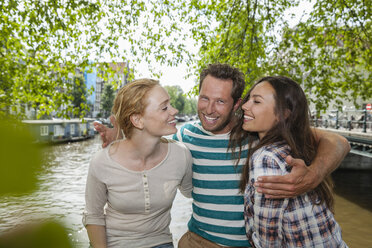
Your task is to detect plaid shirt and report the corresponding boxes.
[244,142,348,248]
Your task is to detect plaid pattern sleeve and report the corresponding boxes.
[244,142,348,248]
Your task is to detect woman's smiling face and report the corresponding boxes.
[140,85,179,137]
[241,81,278,139]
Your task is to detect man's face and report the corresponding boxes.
[197,75,240,134]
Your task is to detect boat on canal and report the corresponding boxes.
[22,118,96,144]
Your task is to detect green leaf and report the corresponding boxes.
[0,116,41,195]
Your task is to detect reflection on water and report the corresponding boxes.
[333,168,372,212]
[0,136,101,247]
[332,158,372,247]
[0,134,371,247]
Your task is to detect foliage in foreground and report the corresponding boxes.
[0,117,73,247]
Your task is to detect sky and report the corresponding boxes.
[136,60,198,94]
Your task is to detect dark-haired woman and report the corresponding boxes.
[230,76,348,247]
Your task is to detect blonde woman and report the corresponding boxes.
[83,79,193,248]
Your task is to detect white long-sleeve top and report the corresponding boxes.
[83,139,193,248]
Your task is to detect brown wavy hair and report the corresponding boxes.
[111,78,159,139]
[199,63,245,104]
[229,76,335,211]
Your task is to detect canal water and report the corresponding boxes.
[0,133,371,247]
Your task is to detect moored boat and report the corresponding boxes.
[22,118,96,144]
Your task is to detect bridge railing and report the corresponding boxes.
[310,109,372,133]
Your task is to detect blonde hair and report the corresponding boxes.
[111,78,159,139]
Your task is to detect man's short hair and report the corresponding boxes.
[199,63,245,103]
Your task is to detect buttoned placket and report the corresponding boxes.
[142,172,151,213]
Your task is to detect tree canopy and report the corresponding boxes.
[269,0,371,111]
[0,0,191,119]
[1,0,370,119]
[183,0,371,111]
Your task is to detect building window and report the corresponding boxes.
[71,124,75,135]
[80,123,87,135]
[40,126,48,136]
[54,125,65,136]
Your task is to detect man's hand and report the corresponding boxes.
[93,115,120,148]
[254,155,319,199]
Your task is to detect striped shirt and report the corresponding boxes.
[245,141,348,248]
[173,122,251,247]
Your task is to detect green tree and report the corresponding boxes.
[0,0,189,119]
[269,1,371,111]
[182,0,298,89]
[183,97,198,115]
[101,83,115,118]
[181,0,371,111]
[175,93,186,114]
[164,85,185,113]
[1,0,370,118]
[71,75,88,118]
[164,85,197,115]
